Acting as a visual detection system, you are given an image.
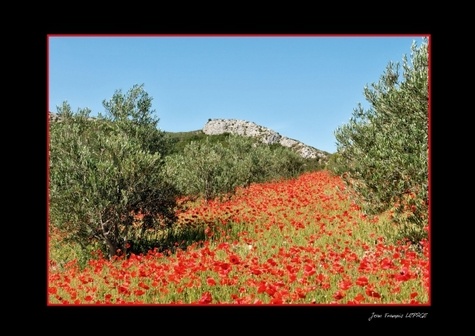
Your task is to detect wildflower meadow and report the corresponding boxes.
[48,170,429,305]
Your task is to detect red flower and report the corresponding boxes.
[380,258,394,270]
[257,282,267,293]
[198,291,212,304]
[315,273,326,283]
[321,282,331,290]
[356,276,369,287]
[353,293,365,303]
[207,277,216,286]
[365,288,381,299]
[296,288,307,299]
[229,254,241,265]
[270,295,283,304]
[395,269,411,282]
[118,286,130,295]
[250,267,262,275]
[333,291,345,300]
[138,282,150,290]
[304,265,316,276]
[391,286,401,294]
[265,285,277,297]
[267,258,277,266]
[219,262,231,271]
[339,279,352,291]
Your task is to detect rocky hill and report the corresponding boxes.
[202,118,329,161]
[49,112,330,162]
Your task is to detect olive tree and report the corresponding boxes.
[333,38,429,243]
[162,134,305,201]
[99,83,172,156]
[49,86,180,259]
[162,137,238,201]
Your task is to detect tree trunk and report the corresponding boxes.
[105,236,118,259]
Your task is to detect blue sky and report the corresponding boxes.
[48,35,427,154]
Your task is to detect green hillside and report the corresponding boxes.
[162,129,329,173]
[48,111,330,172]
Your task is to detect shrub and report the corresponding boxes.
[49,86,180,260]
[162,135,306,201]
[99,83,172,156]
[332,38,429,243]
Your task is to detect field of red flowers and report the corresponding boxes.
[48,170,430,305]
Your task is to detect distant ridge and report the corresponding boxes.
[202,118,329,161]
[48,112,330,162]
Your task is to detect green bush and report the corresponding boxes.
[162,135,306,201]
[99,84,172,156]
[325,153,344,175]
[164,131,233,155]
[49,86,180,260]
[332,38,429,243]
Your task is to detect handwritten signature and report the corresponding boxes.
[368,312,428,321]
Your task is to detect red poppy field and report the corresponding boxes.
[48,170,430,305]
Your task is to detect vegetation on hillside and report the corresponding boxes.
[161,134,308,201]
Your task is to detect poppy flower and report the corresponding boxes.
[296,288,307,299]
[257,282,266,293]
[365,288,381,298]
[353,293,365,302]
[356,276,369,287]
[207,277,217,286]
[304,265,316,276]
[267,258,277,266]
[339,279,352,291]
[333,291,345,300]
[270,295,283,304]
[138,282,150,290]
[229,254,241,265]
[198,291,212,304]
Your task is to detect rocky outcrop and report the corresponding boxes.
[202,118,329,161]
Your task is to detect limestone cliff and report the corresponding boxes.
[202,118,329,161]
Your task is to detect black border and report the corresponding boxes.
[34,24,440,327]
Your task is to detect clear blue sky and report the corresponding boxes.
[48,35,427,154]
